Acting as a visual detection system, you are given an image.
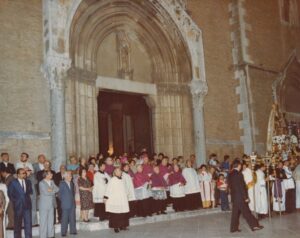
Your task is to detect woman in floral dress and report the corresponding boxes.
[78,168,94,222]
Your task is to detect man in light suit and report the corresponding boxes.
[58,171,77,237]
[39,170,59,238]
[8,168,33,238]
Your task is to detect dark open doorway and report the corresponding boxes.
[98,91,153,156]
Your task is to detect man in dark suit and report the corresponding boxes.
[228,159,263,233]
[58,171,77,237]
[8,168,33,238]
[54,164,66,223]
[1,167,15,229]
[0,152,16,175]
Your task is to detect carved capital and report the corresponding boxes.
[68,67,97,85]
[190,80,208,108]
[42,55,71,90]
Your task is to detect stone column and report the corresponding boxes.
[42,57,71,171]
[190,80,208,166]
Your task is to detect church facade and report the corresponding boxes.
[0,0,299,169]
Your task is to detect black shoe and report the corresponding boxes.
[161,211,167,214]
[120,227,128,230]
[251,226,264,231]
[61,235,66,237]
[230,229,241,233]
[114,228,119,233]
[70,232,78,235]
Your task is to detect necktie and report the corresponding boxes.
[22,180,25,192]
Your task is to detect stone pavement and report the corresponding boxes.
[32,210,300,238]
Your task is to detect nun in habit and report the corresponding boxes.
[104,167,129,233]
[122,163,137,218]
[169,164,186,212]
[133,165,152,217]
[182,160,201,210]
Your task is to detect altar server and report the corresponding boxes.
[198,165,213,208]
[254,164,268,218]
[150,166,167,215]
[169,164,186,212]
[182,160,201,210]
[122,163,137,218]
[283,160,296,213]
[104,168,129,233]
[242,163,255,212]
[133,165,152,217]
[93,161,110,221]
[272,162,286,212]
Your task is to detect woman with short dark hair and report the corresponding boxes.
[78,168,93,222]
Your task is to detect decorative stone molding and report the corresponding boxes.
[190,80,208,108]
[153,0,206,82]
[157,83,190,94]
[68,67,97,85]
[42,55,71,90]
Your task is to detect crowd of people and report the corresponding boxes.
[0,151,299,237]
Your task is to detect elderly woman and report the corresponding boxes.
[78,168,93,222]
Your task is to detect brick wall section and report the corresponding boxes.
[0,0,50,162]
[187,0,244,158]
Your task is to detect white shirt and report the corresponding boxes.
[18,178,26,192]
[38,163,45,171]
[16,161,34,172]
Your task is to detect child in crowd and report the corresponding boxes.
[217,173,230,211]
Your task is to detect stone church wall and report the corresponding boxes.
[0,0,50,163]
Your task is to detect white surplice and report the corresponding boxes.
[254,169,268,214]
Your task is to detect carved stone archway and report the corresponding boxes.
[42,0,208,169]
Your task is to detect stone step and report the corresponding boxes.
[6,207,226,237]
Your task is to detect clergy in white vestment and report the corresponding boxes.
[122,163,137,218]
[182,160,201,210]
[242,163,255,212]
[104,167,129,233]
[292,163,300,209]
[254,164,268,217]
[198,165,213,208]
[283,160,296,213]
[93,161,110,221]
[271,164,286,212]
